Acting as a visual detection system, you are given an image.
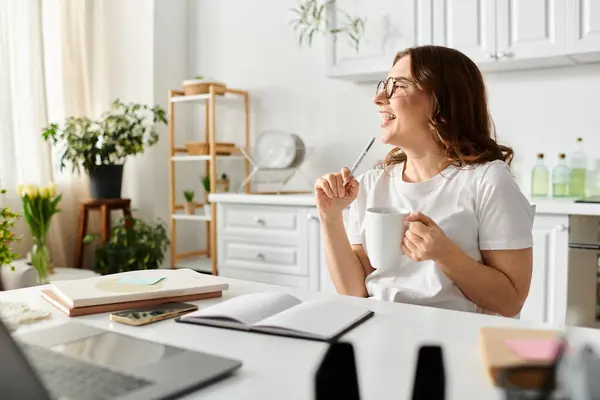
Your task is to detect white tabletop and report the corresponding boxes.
[2,277,600,400]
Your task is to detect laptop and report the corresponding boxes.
[0,319,242,399]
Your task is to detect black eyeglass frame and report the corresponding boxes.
[375,76,415,99]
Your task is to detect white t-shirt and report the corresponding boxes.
[346,159,534,314]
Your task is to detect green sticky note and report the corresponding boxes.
[116,276,165,285]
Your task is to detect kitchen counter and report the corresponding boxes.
[210,193,600,216]
[209,193,316,206]
[529,197,600,216]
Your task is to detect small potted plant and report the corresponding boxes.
[183,190,196,215]
[42,99,167,199]
[201,176,211,216]
[83,216,170,275]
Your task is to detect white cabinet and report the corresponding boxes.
[326,0,432,80]
[327,0,600,80]
[434,0,567,70]
[566,0,600,60]
[432,0,496,63]
[496,0,566,60]
[520,214,569,324]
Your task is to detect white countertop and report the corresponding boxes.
[3,276,600,399]
[209,193,316,206]
[210,193,600,216]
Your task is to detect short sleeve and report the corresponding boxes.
[476,161,534,250]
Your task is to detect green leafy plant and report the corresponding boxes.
[183,190,195,202]
[83,216,170,275]
[290,0,366,51]
[0,189,21,268]
[201,176,211,192]
[42,99,167,175]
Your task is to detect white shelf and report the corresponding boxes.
[171,155,245,162]
[172,212,211,221]
[170,93,236,104]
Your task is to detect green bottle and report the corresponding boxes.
[552,153,571,198]
[531,153,549,197]
[569,137,587,198]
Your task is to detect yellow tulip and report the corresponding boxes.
[39,186,50,198]
[16,184,24,197]
[47,182,57,197]
[24,184,38,199]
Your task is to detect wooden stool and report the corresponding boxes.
[74,198,132,269]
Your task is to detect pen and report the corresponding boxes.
[344,136,375,185]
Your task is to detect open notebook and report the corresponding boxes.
[176,292,374,342]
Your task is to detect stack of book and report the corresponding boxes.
[41,268,228,317]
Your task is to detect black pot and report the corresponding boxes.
[89,164,124,199]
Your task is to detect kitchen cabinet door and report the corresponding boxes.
[566,0,600,55]
[520,214,569,324]
[495,0,566,61]
[326,0,432,80]
[432,0,496,64]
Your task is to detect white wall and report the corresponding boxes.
[188,0,600,195]
[102,0,201,267]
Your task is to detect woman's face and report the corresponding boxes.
[373,55,432,148]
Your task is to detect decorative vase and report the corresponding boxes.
[184,201,196,215]
[89,164,124,199]
[31,236,51,285]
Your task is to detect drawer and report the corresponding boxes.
[218,267,310,289]
[220,240,307,276]
[221,204,302,237]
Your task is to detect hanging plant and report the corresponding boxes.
[290,0,366,51]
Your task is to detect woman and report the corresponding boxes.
[315,45,534,317]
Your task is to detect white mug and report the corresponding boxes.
[364,207,410,271]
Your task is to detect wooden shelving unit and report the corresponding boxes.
[167,86,251,275]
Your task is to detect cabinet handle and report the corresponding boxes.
[256,253,266,261]
[307,214,319,221]
[486,53,498,60]
[254,217,265,225]
[555,224,567,232]
[496,51,514,59]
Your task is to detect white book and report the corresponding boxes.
[50,269,229,308]
[178,292,374,342]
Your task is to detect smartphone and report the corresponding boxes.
[109,302,198,326]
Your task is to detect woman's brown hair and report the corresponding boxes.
[382,45,513,169]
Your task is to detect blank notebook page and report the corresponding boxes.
[183,292,302,326]
[254,299,371,339]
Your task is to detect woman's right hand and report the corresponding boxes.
[314,167,359,218]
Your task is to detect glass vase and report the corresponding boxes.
[31,236,51,285]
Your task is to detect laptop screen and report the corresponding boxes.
[51,331,183,371]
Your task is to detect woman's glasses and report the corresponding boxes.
[376,77,414,99]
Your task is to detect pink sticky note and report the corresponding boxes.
[504,339,562,361]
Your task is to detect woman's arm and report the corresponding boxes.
[438,246,532,317]
[402,213,532,317]
[321,214,372,297]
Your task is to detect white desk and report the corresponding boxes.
[2,278,600,400]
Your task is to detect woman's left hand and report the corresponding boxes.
[401,212,456,263]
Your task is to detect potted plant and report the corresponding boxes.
[42,99,167,199]
[83,216,170,275]
[183,190,196,215]
[0,189,20,271]
[201,175,211,216]
[17,183,62,284]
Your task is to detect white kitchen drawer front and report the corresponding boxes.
[221,204,305,240]
[221,240,307,276]
[218,267,311,289]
